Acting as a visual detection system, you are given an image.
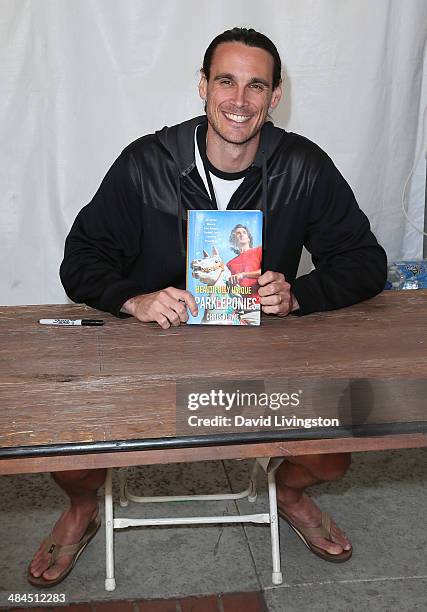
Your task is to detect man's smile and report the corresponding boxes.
[223,112,252,123]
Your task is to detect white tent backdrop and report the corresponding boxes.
[1,0,426,306]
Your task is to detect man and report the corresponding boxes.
[227,224,262,290]
[227,224,262,324]
[28,27,386,586]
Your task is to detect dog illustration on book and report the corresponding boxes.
[190,246,256,325]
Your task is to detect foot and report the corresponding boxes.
[277,492,351,556]
[28,503,99,583]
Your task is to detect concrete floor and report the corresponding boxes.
[0,448,426,611]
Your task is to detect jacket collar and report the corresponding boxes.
[156,115,287,176]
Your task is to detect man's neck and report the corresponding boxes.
[206,125,260,173]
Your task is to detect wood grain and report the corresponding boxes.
[0,292,426,474]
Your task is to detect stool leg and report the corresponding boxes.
[118,467,129,507]
[248,460,258,502]
[105,468,116,591]
[267,470,283,585]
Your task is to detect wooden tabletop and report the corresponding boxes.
[1,291,426,474]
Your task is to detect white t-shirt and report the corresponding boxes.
[194,127,245,210]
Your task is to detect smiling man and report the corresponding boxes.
[28,27,387,587]
[199,40,282,167]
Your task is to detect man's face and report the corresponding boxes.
[234,227,250,249]
[199,42,282,146]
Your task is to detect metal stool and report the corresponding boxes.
[104,460,282,590]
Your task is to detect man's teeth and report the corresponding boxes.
[224,113,251,123]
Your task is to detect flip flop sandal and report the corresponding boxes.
[27,512,101,587]
[278,509,352,563]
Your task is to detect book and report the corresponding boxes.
[186,210,263,325]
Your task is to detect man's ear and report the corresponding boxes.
[270,82,282,110]
[198,71,207,101]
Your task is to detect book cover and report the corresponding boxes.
[186,210,263,325]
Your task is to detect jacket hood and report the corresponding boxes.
[155,114,288,175]
[155,114,289,256]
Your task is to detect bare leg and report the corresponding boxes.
[275,453,352,556]
[29,468,106,582]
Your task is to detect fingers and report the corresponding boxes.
[153,306,181,330]
[169,288,198,317]
[258,270,284,287]
[261,303,291,316]
[260,293,284,307]
[258,271,288,293]
[258,280,289,297]
[260,296,293,316]
[148,290,190,329]
[258,271,292,317]
[129,288,198,329]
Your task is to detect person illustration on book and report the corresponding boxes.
[227,224,262,296]
[28,27,387,586]
[227,223,262,324]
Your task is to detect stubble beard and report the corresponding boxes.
[206,107,265,147]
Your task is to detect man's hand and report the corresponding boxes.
[121,288,198,329]
[258,271,299,317]
[229,272,245,286]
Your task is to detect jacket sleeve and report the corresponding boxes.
[60,151,145,316]
[291,156,387,315]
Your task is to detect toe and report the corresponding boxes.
[330,524,352,550]
[29,541,49,574]
[29,566,41,578]
[314,537,344,555]
[42,558,69,581]
[30,550,43,567]
[29,558,45,577]
[42,567,58,581]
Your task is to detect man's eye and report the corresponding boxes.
[220,79,232,86]
[250,83,264,91]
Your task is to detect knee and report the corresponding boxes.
[315,453,351,482]
[52,469,92,486]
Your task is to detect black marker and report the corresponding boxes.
[39,319,104,326]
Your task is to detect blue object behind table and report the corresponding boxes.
[385,260,427,290]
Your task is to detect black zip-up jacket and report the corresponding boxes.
[60,115,387,316]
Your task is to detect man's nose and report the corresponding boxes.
[232,85,247,108]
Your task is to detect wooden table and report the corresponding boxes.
[1,291,426,475]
